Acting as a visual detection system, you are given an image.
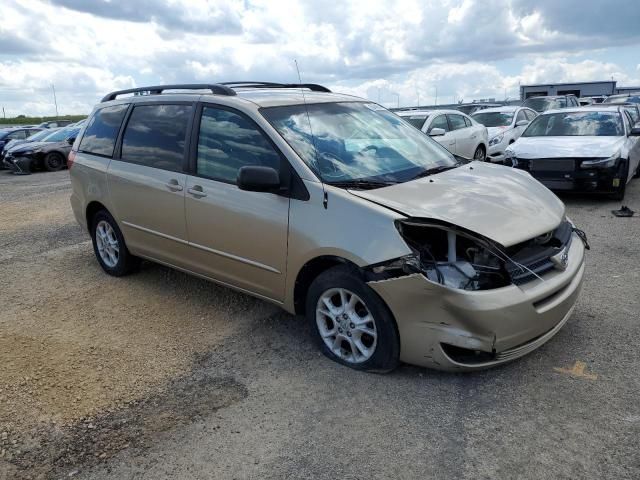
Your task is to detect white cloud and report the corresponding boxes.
[0,0,639,115]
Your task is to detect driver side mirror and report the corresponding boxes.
[630,123,640,136]
[429,128,446,136]
[515,120,530,127]
[237,166,281,193]
[67,137,76,145]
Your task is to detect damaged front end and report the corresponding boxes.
[364,217,587,370]
[367,217,586,291]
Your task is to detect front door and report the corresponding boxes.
[427,114,456,154]
[183,105,290,301]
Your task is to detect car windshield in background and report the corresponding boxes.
[262,102,456,186]
[472,112,514,127]
[523,111,624,137]
[402,114,429,129]
[44,127,77,143]
[522,97,566,112]
[25,129,53,142]
[604,95,640,105]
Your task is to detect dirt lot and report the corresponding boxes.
[1,169,639,479]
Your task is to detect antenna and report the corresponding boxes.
[294,59,328,209]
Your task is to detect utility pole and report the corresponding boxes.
[2,107,5,119]
[51,83,59,118]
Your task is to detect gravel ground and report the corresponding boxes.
[0,168,639,479]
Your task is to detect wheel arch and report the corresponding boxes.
[86,201,110,233]
[293,255,362,315]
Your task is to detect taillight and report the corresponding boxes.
[67,150,77,169]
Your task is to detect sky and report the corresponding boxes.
[1,0,639,117]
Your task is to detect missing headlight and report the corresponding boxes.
[394,219,511,290]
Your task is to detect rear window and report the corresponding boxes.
[79,104,128,157]
[522,97,566,112]
[121,104,192,172]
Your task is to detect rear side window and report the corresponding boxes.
[7,130,27,140]
[447,114,467,130]
[196,106,281,183]
[121,104,192,172]
[80,104,128,157]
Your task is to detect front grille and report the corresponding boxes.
[529,158,575,172]
[505,220,572,285]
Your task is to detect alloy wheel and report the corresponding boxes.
[315,288,378,364]
[95,220,120,268]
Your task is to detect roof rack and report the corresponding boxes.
[101,84,237,102]
[221,81,332,93]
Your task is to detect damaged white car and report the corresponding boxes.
[71,83,588,373]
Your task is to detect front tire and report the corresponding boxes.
[306,266,400,372]
[91,210,140,276]
[43,152,65,172]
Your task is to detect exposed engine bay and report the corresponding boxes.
[366,218,588,291]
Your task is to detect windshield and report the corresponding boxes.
[472,111,514,127]
[262,102,456,185]
[400,114,429,129]
[43,127,78,142]
[604,95,640,105]
[24,130,51,142]
[522,111,624,137]
[522,97,565,112]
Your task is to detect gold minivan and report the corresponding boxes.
[70,82,587,372]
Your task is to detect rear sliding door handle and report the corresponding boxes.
[188,185,207,198]
[166,179,183,192]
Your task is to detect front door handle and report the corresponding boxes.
[188,185,207,198]
[166,179,183,192]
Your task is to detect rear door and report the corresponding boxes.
[107,103,193,266]
[427,114,455,153]
[183,104,290,301]
[447,114,473,157]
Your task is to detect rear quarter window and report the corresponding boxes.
[79,104,129,157]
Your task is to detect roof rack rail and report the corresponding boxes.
[101,84,237,102]
[221,81,332,93]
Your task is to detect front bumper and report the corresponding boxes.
[3,154,34,175]
[368,232,585,371]
[513,157,624,193]
[487,141,508,163]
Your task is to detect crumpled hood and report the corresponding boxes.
[510,136,624,158]
[487,126,510,139]
[348,161,565,247]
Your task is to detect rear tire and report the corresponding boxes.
[306,265,400,373]
[473,145,486,161]
[43,152,65,172]
[90,210,140,276]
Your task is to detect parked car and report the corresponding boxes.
[3,125,80,174]
[471,106,537,163]
[0,128,57,163]
[456,103,503,116]
[37,120,73,129]
[506,106,640,200]
[396,109,488,160]
[578,98,594,106]
[522,95,580,113]
[0,127,42,153]
[621,104,640,125]
[70,82,587,372]
[602,92,640,105]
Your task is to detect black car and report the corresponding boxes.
[0,128,58,163]
[3,126,80,174]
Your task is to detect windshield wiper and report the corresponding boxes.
[327,179,397,190]
[409,163,460,181]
